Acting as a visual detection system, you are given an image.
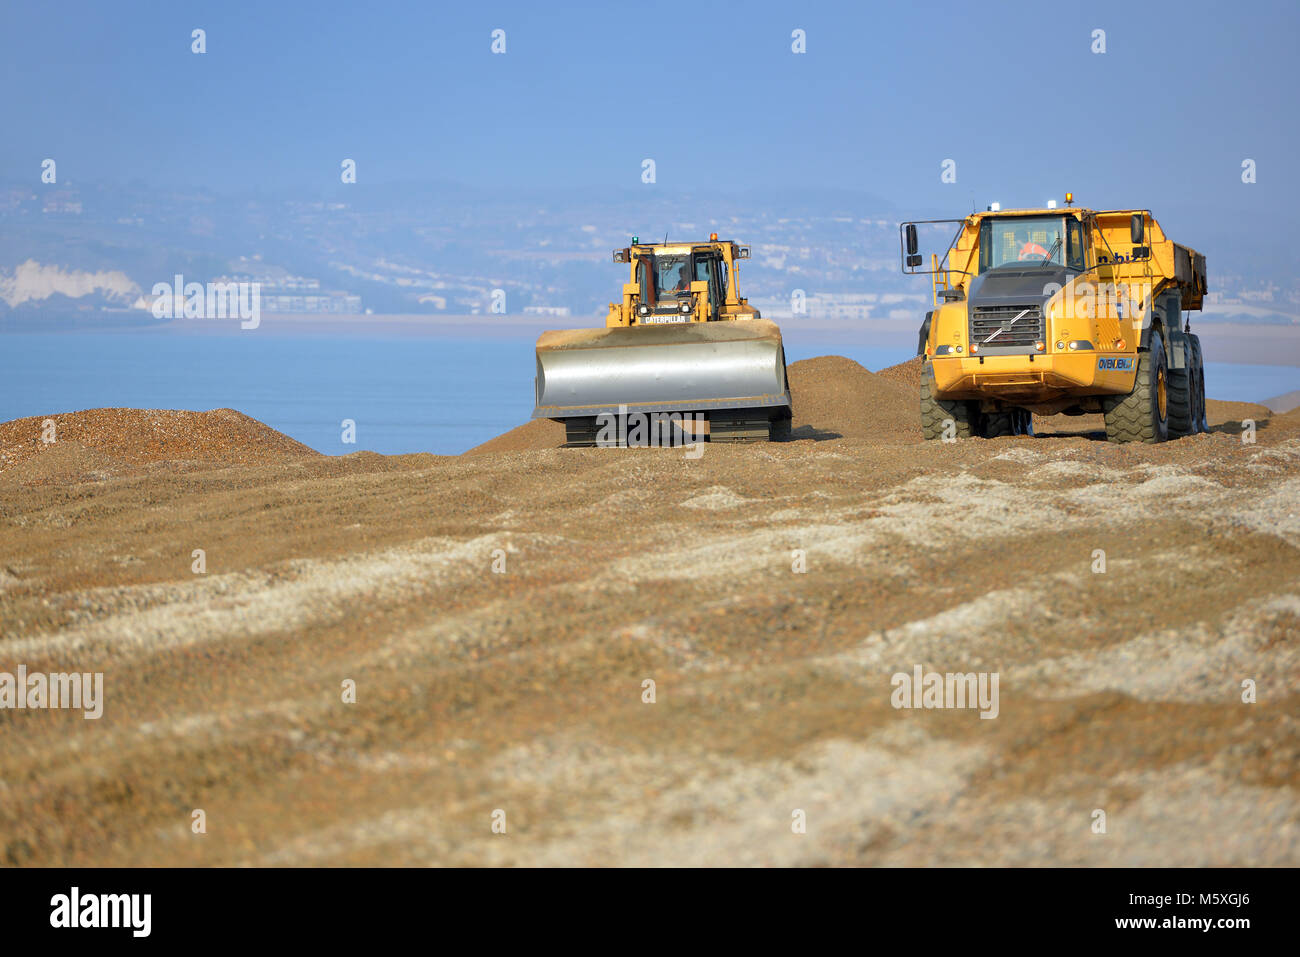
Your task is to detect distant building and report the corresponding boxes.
[0,189,32,211]
[212,273,361,314]
[42,191,82,215]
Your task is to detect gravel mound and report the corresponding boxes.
[0,407,318,477]
[1203,399,1274,426]
[465,417,565,455]
[468,354,923,453]
[872,356,924,394]
[787,355,918,442]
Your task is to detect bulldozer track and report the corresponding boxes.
[560,412,785,447]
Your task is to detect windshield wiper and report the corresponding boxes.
[1040,236,1062,266]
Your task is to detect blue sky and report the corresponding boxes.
[2,0,1297,221]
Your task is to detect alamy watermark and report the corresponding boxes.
[595,405,704,457]
[150,274,261,329]
[1,665,103,719]
[1042,280,1153,320]
[50,887,150,937]
[891,665,999,719]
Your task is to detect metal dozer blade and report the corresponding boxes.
[533,319,792,446]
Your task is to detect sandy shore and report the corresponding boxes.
[2,357,1298,866]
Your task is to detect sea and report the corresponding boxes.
[2,325,1297,456]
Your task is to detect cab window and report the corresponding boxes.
[637,259,653,304]
[652,255,691,298]
[1066,218,1086,270]
[978,216,1067,271]
[693,256,723,309]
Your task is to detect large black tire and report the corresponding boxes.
[920,364,978,440]
[981,410,1019,437]
[1167,354,1195,438]
[1189,334,1209,433]
[1169,333,1210,438]
[1103,330,1170,444]
[980,407,1034,438]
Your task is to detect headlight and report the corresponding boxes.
[1067,340,1094,351]
[679,299,692,314]
[638,303,649,317]
[933,344,963,356]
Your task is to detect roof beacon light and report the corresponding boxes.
[709,232,718,241]
[1065,192,1074,206]
[632,236,639,245]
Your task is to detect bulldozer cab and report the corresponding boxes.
[647,251,723,301]
[631,246,725,319]
[612,239,750,326]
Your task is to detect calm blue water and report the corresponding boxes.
[1,331,532,455]
[1,330,1296,454]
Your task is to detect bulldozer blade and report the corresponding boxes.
[532,318,792,420]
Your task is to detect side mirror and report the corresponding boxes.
[1130,214,1144,245]
[613,248,630,263]
[904,224,923,268]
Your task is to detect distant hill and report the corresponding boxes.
[1263,390,1300,414]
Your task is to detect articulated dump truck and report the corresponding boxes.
[902,197,1208,443]
[532,237,792,445]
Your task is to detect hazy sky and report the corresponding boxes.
[3,0,1297,220]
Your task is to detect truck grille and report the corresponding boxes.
[971,304,1043,349]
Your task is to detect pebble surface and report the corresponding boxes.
[1,357,1297,866]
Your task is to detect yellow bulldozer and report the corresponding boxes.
[532,236,792,445]
[902,196,1208,442]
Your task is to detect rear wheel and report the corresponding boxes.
[920,364,978,440]
[1189,334,1208,433]
[1167,349,1195,438]
[979,407,1033,438]
[1103,330,1170,444]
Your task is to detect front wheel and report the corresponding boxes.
[920,364,978,440]
[1103,330,1170,444]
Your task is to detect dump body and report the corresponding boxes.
[532,238,792,443]
[902,205,1207,422]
